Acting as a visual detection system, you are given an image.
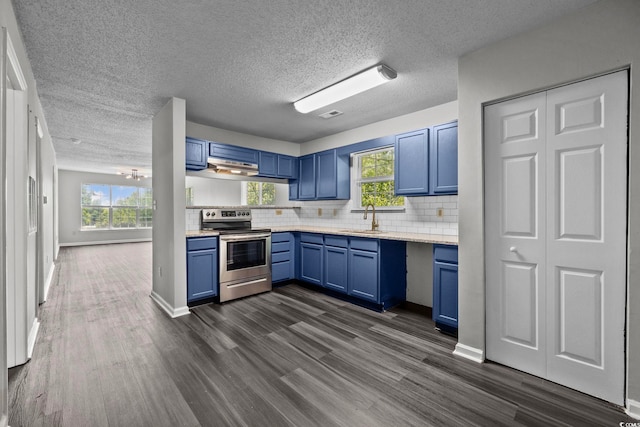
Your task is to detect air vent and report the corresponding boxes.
[319,109,343,119]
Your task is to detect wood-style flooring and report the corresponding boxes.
[9,242,634,426]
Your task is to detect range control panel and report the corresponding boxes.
[201,208,252,222]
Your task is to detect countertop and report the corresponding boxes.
[187,226,458,245]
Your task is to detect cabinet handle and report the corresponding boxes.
[509,246,517,253]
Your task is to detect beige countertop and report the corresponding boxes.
[187,226,458,245]
[269,226,458,245]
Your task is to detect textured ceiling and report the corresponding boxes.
[12,0,597,174]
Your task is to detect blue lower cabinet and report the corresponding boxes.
[348,249,379,301]
[186,237,218,304]
[300,242,323,286]
[324,245,348,293]
[433,245,458,333]
[272,232,294,283]
[296,233,406,310]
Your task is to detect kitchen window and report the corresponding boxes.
[81,184,153,230]
[242,182,275,206]
[353,147,404,209]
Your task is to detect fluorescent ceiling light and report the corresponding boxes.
[293,64,397,114]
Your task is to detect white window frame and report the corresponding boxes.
[241,181,276,206]
[351,146,405,211]
[80,184,153,230]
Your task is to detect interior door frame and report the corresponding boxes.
[483,67,630,404]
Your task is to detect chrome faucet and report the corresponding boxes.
[363,204,379,231]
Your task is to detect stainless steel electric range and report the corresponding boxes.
[201,208,271,302]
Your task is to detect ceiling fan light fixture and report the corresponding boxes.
[120,169,148,181]
[293,64,397,114]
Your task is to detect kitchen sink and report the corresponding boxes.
[340,229,383,234]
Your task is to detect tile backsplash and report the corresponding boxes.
[186,195,458,236]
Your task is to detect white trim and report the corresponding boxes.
[60,238,152,247]
[626,399,640,420]
[6,34,27,90]
[42,262,55,302]
[27,318,40,359]
[453,343,484,363]
[150,291,190,318]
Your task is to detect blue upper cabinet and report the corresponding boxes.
[209,142,258,164]
[431,121,458,194]
[185,137,208,170]
[394,129,430,195]
[298,154,317,200]
[258,151,297,179]
[291,149,350,200]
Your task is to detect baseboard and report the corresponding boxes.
[453,342,484,363]
[60,238,152,247]
[27,318,40,359]
[626,399,640,420]
[42,262,55,302]
[150,291,190,318]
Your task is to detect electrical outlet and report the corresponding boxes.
[318,208,322,216]
[333,209,337,216]
[437,208,444,218]
[275,209,282,216]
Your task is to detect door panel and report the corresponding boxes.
[486,71,627,405]
[545,71,627,404]
[485,91,547,377]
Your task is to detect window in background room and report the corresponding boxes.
[243,182,276,206]
[353,147,404,209]
[81,184,152,230]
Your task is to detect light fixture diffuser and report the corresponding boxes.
[293,64,397,114]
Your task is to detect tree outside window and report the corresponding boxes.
[355,148,404,208]
[81,184,153,230]
[245,182,276,206]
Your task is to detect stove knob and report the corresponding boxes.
[205,212,211,217]
[211,212,216,217]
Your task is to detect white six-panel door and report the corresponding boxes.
[485,71,628,405]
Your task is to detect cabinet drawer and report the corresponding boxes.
[349,238,378,252]
[187,237,218,251]
[324,235,348,248]
[272,251,291,263]
[434,245,458,264]
[272,261,292,282]
[300,233,323,245]
[271,232,292,243]
[272,241,291,253]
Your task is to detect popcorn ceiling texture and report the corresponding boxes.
[12,0,595,174]
[186,195,458,236]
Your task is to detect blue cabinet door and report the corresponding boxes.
[298,155,316,200]
[300,242,323,285]
[185,137,207,170]
[433,260,458,330]
[272,232,294,282]
[394,129,429,195]
[348,249,379,302]
[431,122,458,194]
[277,155,296,178]
[258,151,277,176]
[316,150,337,198]
[187,248,218,302]
[209,143,259,164]
[323,245,348,293]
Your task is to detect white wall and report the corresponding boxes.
[151,98,188,317]
[457,0,640,413]
[39,129,57,301]
[58,170,152,246]
[185,175,242,206]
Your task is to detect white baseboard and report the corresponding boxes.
[60,238,152,247]
[627,399,640,420]
[42,262,55,302]
[150,291,190,318]
[453,343,484,363]
[27,318,40,359]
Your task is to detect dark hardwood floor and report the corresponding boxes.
[9,242,634,426]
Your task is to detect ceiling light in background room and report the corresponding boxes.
[119,169,148,181]
[293,64,397,114]
[70,138,81,145]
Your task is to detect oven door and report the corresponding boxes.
[219,233,271,284]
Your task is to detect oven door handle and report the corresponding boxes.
[220,233,271,242]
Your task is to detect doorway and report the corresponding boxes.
[484,71,628,404]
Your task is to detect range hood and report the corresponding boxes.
[207,157,259,176]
